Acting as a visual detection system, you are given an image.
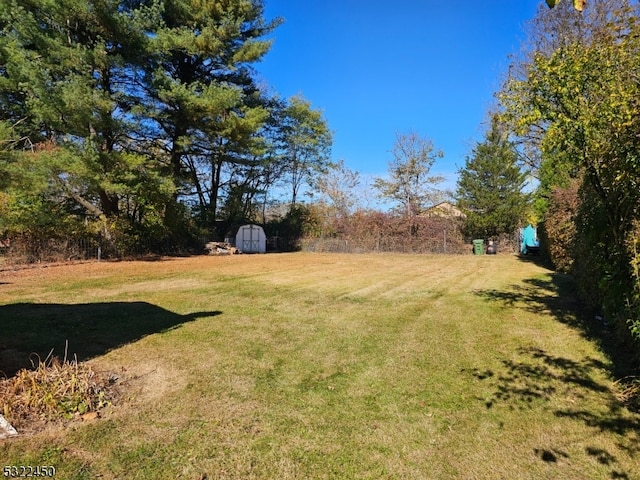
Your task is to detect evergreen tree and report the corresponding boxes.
[456,120,529,239]
[0,0,283,238]
[136,0,281,229]
[0,0,172,227]
[0,0,335,246]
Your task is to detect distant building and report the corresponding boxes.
[422,202,466,219]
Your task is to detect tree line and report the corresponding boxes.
[0,0,528,255]
[0,0,331,248]
[497,0,640,357]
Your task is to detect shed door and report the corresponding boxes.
[241,226,260,252]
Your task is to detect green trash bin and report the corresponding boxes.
[473,239,484,255]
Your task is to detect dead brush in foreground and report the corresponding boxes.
[0,349,117,431]
[615,376,640,412]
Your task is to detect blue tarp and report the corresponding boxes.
[520,225,540,254]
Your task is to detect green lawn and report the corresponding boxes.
[1,253,638,479]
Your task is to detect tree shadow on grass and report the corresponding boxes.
[475,272,637,378]
[0,302,221,377]
[471,273,640,478]
[464,344,640,478]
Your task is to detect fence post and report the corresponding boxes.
[97,233,102,261]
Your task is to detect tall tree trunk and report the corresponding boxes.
[210,146,225,229]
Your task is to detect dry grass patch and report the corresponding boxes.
[1,354,118,433]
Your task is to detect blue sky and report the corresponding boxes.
[255,1,541,195]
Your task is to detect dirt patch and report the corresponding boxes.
[118,361,188,406]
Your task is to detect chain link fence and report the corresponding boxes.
[0,229,522,269]
[301,228,468,254]
[301,231,521,255]
[0,233,205,269]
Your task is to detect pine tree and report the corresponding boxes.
[0,0,170,224]
[456,120,529,239]
[0,0,283,237]
[137,0,281,228]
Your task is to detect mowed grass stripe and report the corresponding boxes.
[0,253,638,479]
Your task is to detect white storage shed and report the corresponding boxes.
[234,224,266,253]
